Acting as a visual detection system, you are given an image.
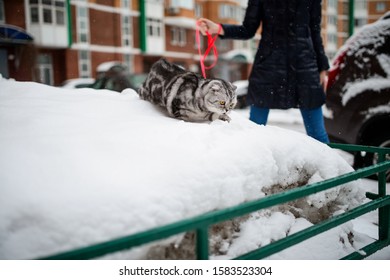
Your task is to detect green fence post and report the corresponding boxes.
[378,152,390,241]
[196,227,209,260]
[66,0,72,47]
[139,0,147,52]
[349,0,354,36]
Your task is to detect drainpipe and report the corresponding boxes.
[139,0,147,52]
[348,0,354,37]
[66,0,73,47]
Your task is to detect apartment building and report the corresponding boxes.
[0,0,142,85]
[1,0,388,85]
[324,0,389,60]
[0,0,256,85]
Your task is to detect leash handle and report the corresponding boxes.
[196,22,222,79]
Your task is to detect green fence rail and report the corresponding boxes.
[39,143,390,260]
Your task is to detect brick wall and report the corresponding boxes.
[89,9,121,46]
[4,0,26,28]
[133,16,140,49]
[65,49,80,79]
[368,1,389,23]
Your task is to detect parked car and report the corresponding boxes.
[91,64,147,92]
[60,78,95,89]
[324,12,390,181]
[60,63,147,92]
[232,80,249,109]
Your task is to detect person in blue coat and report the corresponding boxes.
[198,0,330,143]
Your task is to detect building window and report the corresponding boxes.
[219,4,236,20]
[355,0,367,10]
[354,18,367,27]
[123,54,133,72]
[327,15,337,26]
[170,27,186,46]
[78,50,91,78]
[121,15,132,47]
[327,33,337,44]
[29,0,65,26]
[342,2,349,14]
[342,19,349,33]
[170,0,194,9]
[328,0,337,8]
[0,0,5,23]
[77,6,89,43]
[35,53,54,85]
[251,39,258,53]
[43,7,52,23]
[238,6,245,21]
[55,1,65,25]
[30,7,39,23]
[121,0,131,9]
[147,18,162,37]
[195,4,202,18]
[219,4,227,18]
[376,2,386,12]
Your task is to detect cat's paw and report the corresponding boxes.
[219,114,231,122]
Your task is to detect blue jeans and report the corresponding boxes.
[249,106,329,143]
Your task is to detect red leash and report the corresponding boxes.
[196,21,222,79]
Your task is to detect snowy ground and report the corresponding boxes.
[0,78,389,260]
[236,107,390,260]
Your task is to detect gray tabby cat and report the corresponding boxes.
[138,58,237,122]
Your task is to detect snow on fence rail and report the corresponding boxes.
[39,144,390,260]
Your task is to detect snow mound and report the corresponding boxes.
[0,79,364,259]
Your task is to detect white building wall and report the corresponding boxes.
[354,0,368,33]
[146,0,165,54]
[28,25,68,48]
[24,0,68,47]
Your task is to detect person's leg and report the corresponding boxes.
[300,107,329,143]
[249,105,270,125]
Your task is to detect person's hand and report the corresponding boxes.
[197,18,224,36]
[320,70,328,92]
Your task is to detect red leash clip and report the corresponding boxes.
[196,21,222,79]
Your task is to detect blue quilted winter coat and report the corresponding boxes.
[221,0,330,109]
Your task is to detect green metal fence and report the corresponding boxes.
[39,143,390,260]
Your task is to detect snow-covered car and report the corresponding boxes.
[91,63,147,92]
[324,12,390,180]
[60,62,146,93]
[60,78,95,89]
[232,80,249,109]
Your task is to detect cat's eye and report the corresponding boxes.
[219,101,226,105]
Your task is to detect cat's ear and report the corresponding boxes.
[231,83,237,91]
